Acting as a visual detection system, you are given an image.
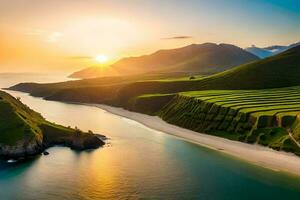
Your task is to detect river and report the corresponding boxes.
[1,73,300,199]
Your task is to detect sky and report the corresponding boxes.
[0,0,299,73]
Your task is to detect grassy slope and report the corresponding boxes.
[0,91,104,152]
[126,93,176,115]
[0,91,44,145]
[10,45,300,104]
[9,73,196,98]
[7,45,300,155]
[158,88,300,154]
[51,45,298,106]
[115,45,300,103]
[70,43,259,78]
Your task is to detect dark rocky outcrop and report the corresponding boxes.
[0,129,105,160]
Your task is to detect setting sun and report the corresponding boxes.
[1,1,300,199]
[95,54,108,64]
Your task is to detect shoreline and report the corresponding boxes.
[87,103,300,177]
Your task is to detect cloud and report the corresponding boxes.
[25,29,63,43]
[161,36,193,40]
[47,32,63,43]
[65,56,93,60]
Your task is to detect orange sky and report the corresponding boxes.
[0,0,299,73]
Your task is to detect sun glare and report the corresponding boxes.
[95,54,108,63]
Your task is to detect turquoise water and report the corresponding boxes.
[1,75,300,199]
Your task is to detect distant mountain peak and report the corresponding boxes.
[70,43,259,79]
[245,41,300,58]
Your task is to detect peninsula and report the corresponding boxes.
[0,91,105,160]
[9,45,300,156]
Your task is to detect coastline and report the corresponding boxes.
[88,103,300,177]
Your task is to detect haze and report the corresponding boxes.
[0,0,299,73]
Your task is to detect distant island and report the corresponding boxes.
[9,45,300,156]
[0,91,105,160]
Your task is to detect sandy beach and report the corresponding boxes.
[88,103,300,177]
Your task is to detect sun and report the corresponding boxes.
[95,54,108,63]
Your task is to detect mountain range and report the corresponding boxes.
[70,43,259,79]
[9,44,300,156]
[10,44,300,106]
[245,41,300,58]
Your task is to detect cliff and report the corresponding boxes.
[0,91,105,159]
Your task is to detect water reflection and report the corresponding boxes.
[1,76,300,199]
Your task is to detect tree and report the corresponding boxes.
[74,126,81,137]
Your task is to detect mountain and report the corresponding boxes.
[191,44,300,90]
[9,45,300,156]
[117,44,300,100]
[10,44,300,105]
[70,43,259,79]
[245,41,300,58]
[244,45,274,58]
[97,44,300,105]
[0,91,104,159]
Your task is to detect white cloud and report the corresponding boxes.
[25,29,63,43]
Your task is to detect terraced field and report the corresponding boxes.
[159,86,300,154]
[181,87,300,117]
[8,45,300,155]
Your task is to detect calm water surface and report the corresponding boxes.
[1,74,300,200]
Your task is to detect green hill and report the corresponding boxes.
[63,44,300,105]
[0,91,44,146]
[0,91,104,159]
[7,45,300,156]
[188,44,300,90]
[115,45,300,102]
[122,86,300,155]
[70,43,259,79]
[158,88,300,154]
[9,45,300,106]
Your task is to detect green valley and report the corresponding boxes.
[8,45,300,155]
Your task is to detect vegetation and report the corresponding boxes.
[70,43,259,79]
[126,93,176,115]
[158,87,300,154]
[0,91,44,146]
[8,45,300,155]
[0,91,104,159]
[110,45,300,104]
[10,45,300,108]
